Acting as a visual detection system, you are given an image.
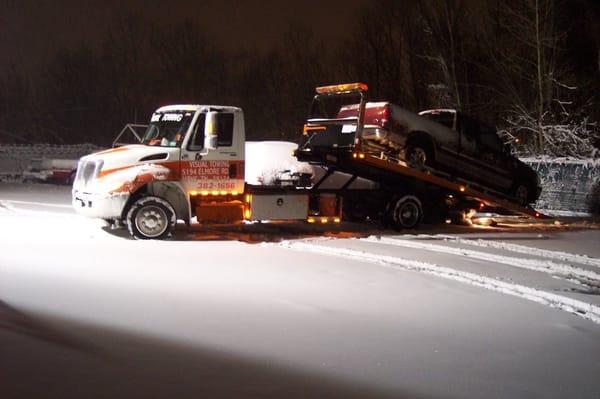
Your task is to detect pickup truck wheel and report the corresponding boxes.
[126,196,176,240]
[513,183,530,206]
[406,144,431,169]
[390,196,422,230]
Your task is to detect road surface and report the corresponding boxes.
[1,183,599,398]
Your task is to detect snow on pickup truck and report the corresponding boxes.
[329,101,541,205]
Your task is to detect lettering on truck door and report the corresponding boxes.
[180,111,245,194]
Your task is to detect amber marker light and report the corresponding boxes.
[459,186,466,192]
[190,191,198,196]
[333,217,341,223]
[307,217,316,223]
[359,153,365,159]
[316,82,368,94]
[201,191,209,196]
[231,190,239,196]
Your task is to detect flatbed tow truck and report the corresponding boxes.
[295,83,543,228]
[72,83,542,239]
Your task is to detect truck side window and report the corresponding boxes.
[216,113,234,147]
[460,115,480,141]
[188,113,206,151]
[479,128,504,154]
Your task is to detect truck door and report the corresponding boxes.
[452,114,480,177]
[458,116,512,190]
[179,109,245,195]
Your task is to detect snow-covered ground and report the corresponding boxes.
[1,183,599,398]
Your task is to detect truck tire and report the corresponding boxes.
[126,196,176,240]
[512,182,530,206]
[405,143,433,169]
[388,195,422,230]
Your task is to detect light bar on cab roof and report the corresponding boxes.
[316,83,368,94]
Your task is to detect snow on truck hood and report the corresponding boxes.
[80,144,178,172]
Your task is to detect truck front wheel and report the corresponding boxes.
[512,182,530,206]
[405,143,433,169]
[126,196,176,240]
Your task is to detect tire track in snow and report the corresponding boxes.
[361,236,600,289]
[0,199,72,209]
[0,199,77,219]
[277,240,600,325]
[436,235,600,269]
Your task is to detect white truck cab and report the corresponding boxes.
[73,105,254,239]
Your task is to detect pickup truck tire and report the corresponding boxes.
[512,182,530,206]
[388,195,422,230]
[126,196,176,240]
[406,143,433,170]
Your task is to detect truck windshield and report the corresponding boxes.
[142,111,194,147]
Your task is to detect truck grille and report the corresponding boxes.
[75,159,103,188]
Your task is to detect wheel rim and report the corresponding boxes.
[408,147,427,168]
[515,185,528,204]
[396,201,420,228]
[135,205,168,238]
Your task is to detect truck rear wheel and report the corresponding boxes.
[126,196,176,240]
[388,195,422,230]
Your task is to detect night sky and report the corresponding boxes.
[1,0,368,75]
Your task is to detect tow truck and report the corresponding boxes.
[72,83,542,239]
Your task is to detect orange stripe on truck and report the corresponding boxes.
[98,161,181,178]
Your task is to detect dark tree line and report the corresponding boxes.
[1,0,598,156]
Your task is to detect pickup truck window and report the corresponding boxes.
[421,111,455,129]
[459,115,480,140]
[479,128,504,153]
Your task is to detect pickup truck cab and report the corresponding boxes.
[416,109,541,205]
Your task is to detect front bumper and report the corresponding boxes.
[72,190,129,219]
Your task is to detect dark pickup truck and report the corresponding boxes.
[333,103,541,205]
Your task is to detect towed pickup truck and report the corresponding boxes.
[318,99,540,205]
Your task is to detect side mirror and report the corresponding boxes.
[204,111,219,150]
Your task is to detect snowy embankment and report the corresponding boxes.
[523,157,600,214]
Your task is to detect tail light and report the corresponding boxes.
[380,104,390,128]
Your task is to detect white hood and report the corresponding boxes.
[81,144,180,172]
